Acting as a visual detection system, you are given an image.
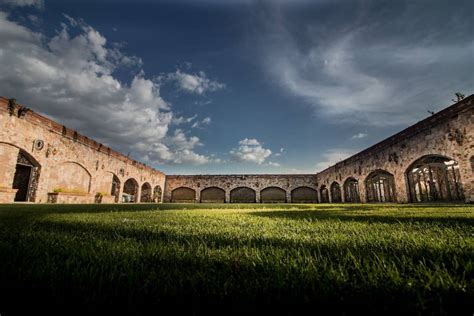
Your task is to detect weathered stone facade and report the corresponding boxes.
[316,95,474,203]
[1,95,473,204]
[0,97,165,203]
[163,174,318,203]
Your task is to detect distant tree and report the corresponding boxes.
[452,92,465,103]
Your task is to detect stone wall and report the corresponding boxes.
[164,174,318,203]
[316,95,474,203]
[0,97,166,203]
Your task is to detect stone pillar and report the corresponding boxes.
[195,189,201,203]
[136,184,142,203]
[255,190,261,203]
[286,190,291,203]
[118,183,124,203]
[225,190,230,203]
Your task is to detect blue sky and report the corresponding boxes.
[0,0,473,174]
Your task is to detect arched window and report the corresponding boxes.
[320,185,329,203]
[406,155,464,202]
[171,187,196,203]
[260,187,286,203]
[230,187,256,203]
[330,182,342,203]
[291,187,318,203]
[141,182,152,202]
[200,187,225,203]
[123,178,139,203]
[343,178,360,203]
[365,170,396,202]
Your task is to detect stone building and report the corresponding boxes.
[0,95,473,204]
[0,97,165,203]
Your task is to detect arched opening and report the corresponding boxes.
[291,186,318,203]
[330,182,342,203]
[111,174,121,203]
[320,185,329,203]
[260,187,286,203]
[230,187,256,203]
[200,187,225,203]
[153,185,162,203]
[171,187,196,203]
[343,177,360,203]
[141,182,152,202]
[406,155,464,202]
[13,150,41,202]
[365,170,396,203]
[123,178,139,203]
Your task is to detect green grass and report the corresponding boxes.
[0,203,473,314]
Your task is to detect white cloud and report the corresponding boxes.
[230,138,272,165]
[0,0,43,8]
[166,69,225,95]
[0,11,216,166]
[191,116,211,129]
[351,133,367,139]
[267,161,280,167]
[315,148,357,172]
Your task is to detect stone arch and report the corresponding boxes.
[365,170,396,203]
[260,186,287,203]
[123,178,139,203]
[13,149,41,202]
[171,187,196,203]
[141,182,152,202]
[343,177,360,203]
[230,187,256,203]
[153,185,162,203]
[200,187,225,203]
[330,181,342,203]
[405,154,464,202]
[320,185,329,203]
[291,186,318,203]
[50,161,92,194]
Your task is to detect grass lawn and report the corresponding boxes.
[0,203,473,314]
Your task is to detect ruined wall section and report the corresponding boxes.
[164,174,317,203]
[316,95,474,203]
[0,97,166,203]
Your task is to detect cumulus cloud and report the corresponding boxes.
[351,133,367,139]
[259,2,474,126]
[165,69,225,95]
[315,148,357,172]
[192,116,211,129]
[0,11,216,165]
[230,138,272,164]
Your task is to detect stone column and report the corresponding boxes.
[195,188,201,203]
[286,190,291,203]
[255,190,261,203]
[136,184,142,203]
[225,190,230,203]
[118,181,124,203]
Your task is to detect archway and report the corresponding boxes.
[13,150,41,202]
[153,185,162,203]
[141,182,152,202]
[406,155,464,202]
[200,187,225,203]
[320,185,329,203]
[330,182,342,203]
[111,174,120,203]
[230,187,256,203]
[365,170,396,202]
[171,187,196,203]
[343,178,360,203]
[123,178,139,203]
[291,186,318,203]
[260,187,286,203]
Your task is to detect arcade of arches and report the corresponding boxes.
[0,95,473,204]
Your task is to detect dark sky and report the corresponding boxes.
[0,0,473,174]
